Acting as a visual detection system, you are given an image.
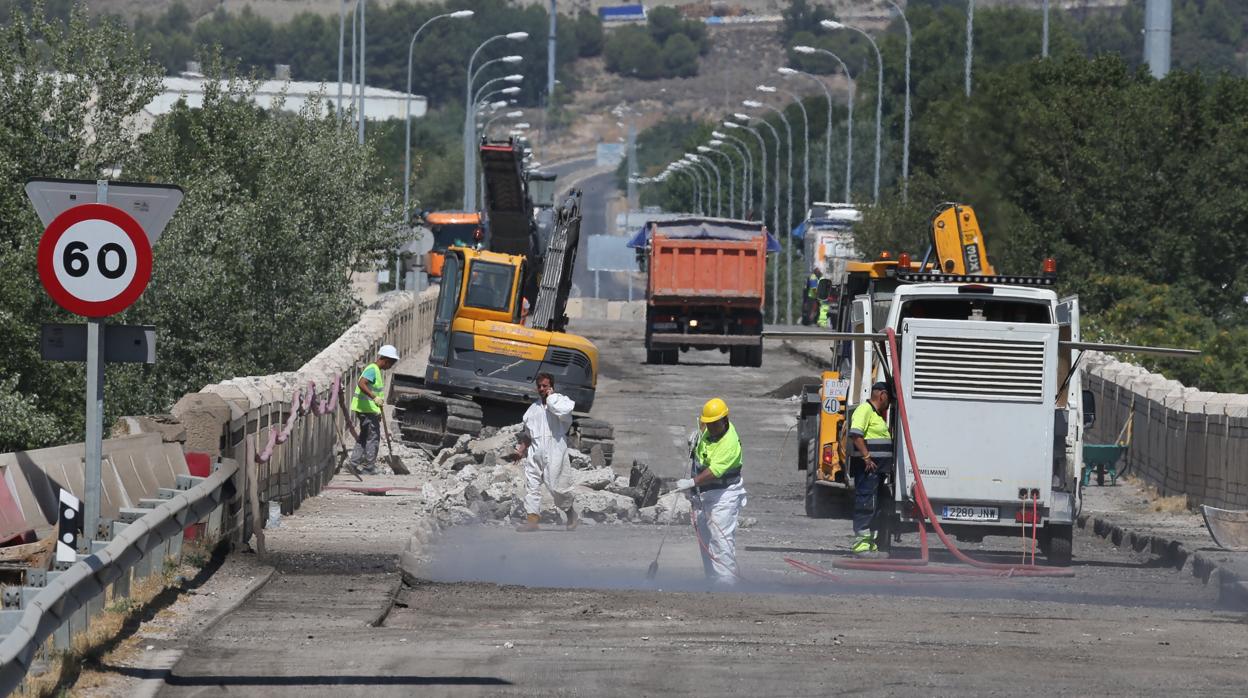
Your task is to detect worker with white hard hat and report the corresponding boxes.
[348,344,399,475]
[675,397,748,585]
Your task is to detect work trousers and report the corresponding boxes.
[851,456,894,535]
[522,445,576,516]
[349,413,381,469]
[692,481,747,585]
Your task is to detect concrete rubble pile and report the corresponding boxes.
[388,422,664,528]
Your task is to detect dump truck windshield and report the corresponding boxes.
[430,223,479,251]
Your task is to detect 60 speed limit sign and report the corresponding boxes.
[37,203,153,318]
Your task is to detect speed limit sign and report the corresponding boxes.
[36,203,153,317]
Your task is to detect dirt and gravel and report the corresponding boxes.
[70,317,1248,697]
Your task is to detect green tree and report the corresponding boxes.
[573,11,604,58]
[0,1,164,449]
[661,33,699,78]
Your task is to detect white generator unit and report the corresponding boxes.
[895,318,1061,526]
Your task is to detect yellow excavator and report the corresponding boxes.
[393,140,614,460]
[799,202,996,516]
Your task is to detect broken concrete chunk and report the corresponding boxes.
[569,467,615,490]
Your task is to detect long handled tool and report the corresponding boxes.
[645,513,677,581]
[380,413,410,475]
[646,481,696,581]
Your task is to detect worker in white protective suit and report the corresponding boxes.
[514,372,580,532]
[675,397,747,585]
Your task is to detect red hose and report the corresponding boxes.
[830,327,1074,578]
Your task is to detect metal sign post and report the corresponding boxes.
[83,181,108,543]
[28,177,181,546]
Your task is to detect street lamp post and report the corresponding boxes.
[463,32,528,210]
[779,66,833,202]
[725,121,765,224]
[793,46,855,203]
[674,164,701,214]
[1042,0,1050,57]
[473,73,523,108]
[358,0,365,144]
[714,131,752,217]
[690,153,721,217]
[745,99,794,324]
[885,1,912,201]
[683,158,711,215]
[484,109,524,136]
[760,84,809,221]
[338,1,353,125]
[965,0,975,97]
[702,143,736,218]
[823,20,882,205]
[404,10,474,228]
[734,112,782,324]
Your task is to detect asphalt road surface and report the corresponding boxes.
[148,321,1248,696]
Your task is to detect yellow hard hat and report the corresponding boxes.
[700,397,729,424]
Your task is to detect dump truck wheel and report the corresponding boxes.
[746,346,763,368]
[646,349,662,364]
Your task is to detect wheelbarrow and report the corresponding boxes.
[1081,443,1126,487]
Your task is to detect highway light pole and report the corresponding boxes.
[405,10,474,227]
[358,0,365,144]
[779,66,832,203]
[823,20,881,205]
[760,84,809,221]
[885,0,912,201]
[702,143,736,218]
[463,32,528,210]
[725,120,767,230]
[1042,0,1050,58]
[713,131,752,217]
[683,158,710,215]
[965,0,975,96]
[745,99,793,324]
[793,46,854,203]
[674,163,701,214]
[484,109,524,136]
[690,152,721,217]
[734,112,782,324]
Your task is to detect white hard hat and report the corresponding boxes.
[378,345,399,360]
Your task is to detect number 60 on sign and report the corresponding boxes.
[36,203,153,318]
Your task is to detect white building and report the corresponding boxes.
[139,74,427,132]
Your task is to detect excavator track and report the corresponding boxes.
[394,390,484,448]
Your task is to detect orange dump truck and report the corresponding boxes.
[629,217,776,367]
[423,211,482,278]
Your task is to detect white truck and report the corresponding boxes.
[840,273,1088,565]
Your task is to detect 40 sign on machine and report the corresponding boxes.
[26,177,183,550]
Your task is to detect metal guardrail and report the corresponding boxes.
[0,458,239,695]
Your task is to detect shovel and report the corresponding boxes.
[380,414,410,475]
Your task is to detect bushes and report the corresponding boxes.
[603,7,708,80]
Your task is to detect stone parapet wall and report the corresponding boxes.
[1083,351,1248,509]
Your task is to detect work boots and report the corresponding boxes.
[565,507,580,531]
[515,514,540,532]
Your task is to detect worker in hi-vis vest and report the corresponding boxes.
[849,381,894,556]
[348,345,399,475]
[675,397,747,585]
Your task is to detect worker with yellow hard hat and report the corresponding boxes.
[675,397,748,585]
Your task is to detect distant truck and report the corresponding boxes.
[422,211,482,279]
[628,217,775,367]
[799,202,861,281]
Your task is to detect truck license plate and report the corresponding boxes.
[942,506,999,522]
